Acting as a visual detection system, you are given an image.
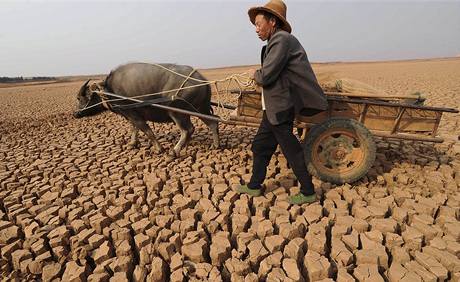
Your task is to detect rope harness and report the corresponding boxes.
[98,91,113,111]
[172,68,196,101]
[80,63,256,121]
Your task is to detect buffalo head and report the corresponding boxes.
[74,79,105,118]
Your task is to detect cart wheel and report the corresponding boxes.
[303,118,376,185]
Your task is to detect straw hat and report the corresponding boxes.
[248,0,291,33]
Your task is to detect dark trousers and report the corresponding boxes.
[248,111,315,196]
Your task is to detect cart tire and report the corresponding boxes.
[303,118,376,185]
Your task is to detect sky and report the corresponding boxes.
[0,0,459,77]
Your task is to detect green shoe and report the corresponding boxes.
[236,185,262,197]
[289,193,316,205]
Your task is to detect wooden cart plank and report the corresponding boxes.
[238,93,445,133]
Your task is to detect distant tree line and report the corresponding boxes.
[0,76,56,83]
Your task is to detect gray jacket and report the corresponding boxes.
[254,30,328,125]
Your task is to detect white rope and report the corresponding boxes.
[172,68,196,101]
[79,63,256,121]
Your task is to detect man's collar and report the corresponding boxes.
[267,28,281,43]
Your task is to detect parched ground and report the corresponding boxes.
[0,58,459,281]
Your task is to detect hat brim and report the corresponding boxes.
[248,6,292,34]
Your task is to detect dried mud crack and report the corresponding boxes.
[1,60,460,281]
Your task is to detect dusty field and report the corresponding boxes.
[0,58,459,281]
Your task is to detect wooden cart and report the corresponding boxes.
[227,90,459,184]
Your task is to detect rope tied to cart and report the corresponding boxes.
[81,63,257,121]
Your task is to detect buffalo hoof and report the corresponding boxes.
[165,151,177,162]
[128,141,139,149]
[153,146,164,154]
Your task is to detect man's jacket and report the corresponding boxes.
[254,30,328,125]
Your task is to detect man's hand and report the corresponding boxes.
[248,69,257,79]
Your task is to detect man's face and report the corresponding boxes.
[254,14,275,41]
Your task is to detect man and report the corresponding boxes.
[236,0,328,204]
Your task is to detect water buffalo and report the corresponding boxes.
[74,62,219,156]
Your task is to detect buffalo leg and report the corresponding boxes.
[128,124,140,148]
[130,119,163,153]
[170,113,194,157]
[201,119,220,149]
